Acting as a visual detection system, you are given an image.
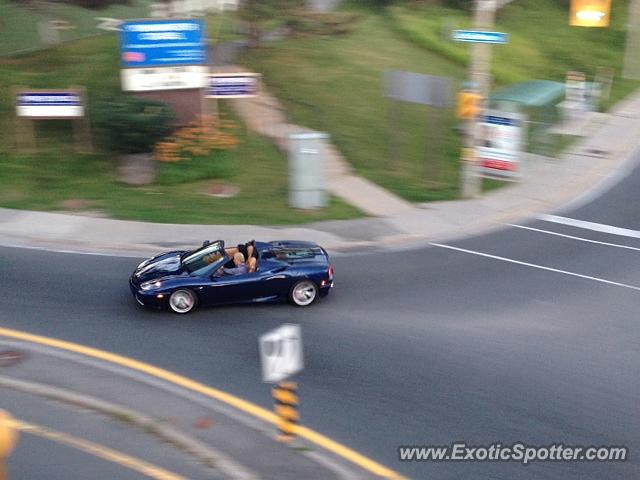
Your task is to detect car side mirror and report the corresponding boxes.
[202,240,210,247]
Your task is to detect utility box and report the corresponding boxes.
[288,132,328,209]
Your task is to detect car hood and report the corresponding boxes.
[133,251,187,283]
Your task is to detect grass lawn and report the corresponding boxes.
[242,13,467,202]
[242,1,640,202]
[0,35,362,224]
[388,0,640,108]
[0,0,155,56]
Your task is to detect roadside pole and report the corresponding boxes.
[0,410,18,480]
[259,324,304,442]
[461,0,497,198]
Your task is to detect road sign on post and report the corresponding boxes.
[452,30,508,43]
[259,324,304,383]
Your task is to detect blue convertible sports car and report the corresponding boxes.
[130,239,334,313]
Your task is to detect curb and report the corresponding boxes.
[0,375,259,480]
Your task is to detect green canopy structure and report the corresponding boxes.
[489,80,566,154]
[490,80,565,108]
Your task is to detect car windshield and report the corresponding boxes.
[182,242,225,274]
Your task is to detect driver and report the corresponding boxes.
[218,252,248,276]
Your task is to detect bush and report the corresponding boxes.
[286,11,362,36]
[93,96,175,154]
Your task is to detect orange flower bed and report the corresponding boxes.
[154,115,238,163]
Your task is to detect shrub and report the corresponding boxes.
[286,11,362,36]
[154,115,238,163]
[93,96,175,154]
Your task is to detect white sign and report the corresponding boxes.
[259,324,303,383]
[475,110,525,179]
[16,91,84,118]
[121,65,208,92]
[207,73,260,98]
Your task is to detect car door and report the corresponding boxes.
[254,260,292,301]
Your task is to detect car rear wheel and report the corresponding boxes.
[289,280,318,307]
[169,289,197,314]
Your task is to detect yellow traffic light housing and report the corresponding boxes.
[570,0,611,27]
[457,91,483,120]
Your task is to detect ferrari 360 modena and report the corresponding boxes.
[130,239,334,313]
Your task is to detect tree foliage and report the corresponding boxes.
[238,0,304,45]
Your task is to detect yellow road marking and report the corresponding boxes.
[8,418,185,480]
[0,327,406,480]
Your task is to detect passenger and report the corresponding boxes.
[219,252,248,276]
[224,241,256,268]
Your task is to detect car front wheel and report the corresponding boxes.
[289,280,318,307]
[169,289,197,314]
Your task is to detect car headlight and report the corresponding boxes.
[137,259,151,269]
[140,280,162,291]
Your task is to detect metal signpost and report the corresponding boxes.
[475,110,526,179]
[259,324,304,442]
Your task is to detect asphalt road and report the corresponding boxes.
[2,160,640,479]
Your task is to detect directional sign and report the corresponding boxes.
[452,30,508,44]
[259,324,303,383]
[207,73,260,99]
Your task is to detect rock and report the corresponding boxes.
[116,153,157,186]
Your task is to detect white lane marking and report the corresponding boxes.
[508,224,640,253]
[430,242,640,292]
[538,214,640,239]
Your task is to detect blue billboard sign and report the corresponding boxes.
[120,19,207,68]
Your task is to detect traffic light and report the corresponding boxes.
[457,91,483,120]
[570,0,611,27]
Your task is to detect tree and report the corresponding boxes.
[238,0,303,46]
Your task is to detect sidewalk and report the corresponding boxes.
[2,89,640,256]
